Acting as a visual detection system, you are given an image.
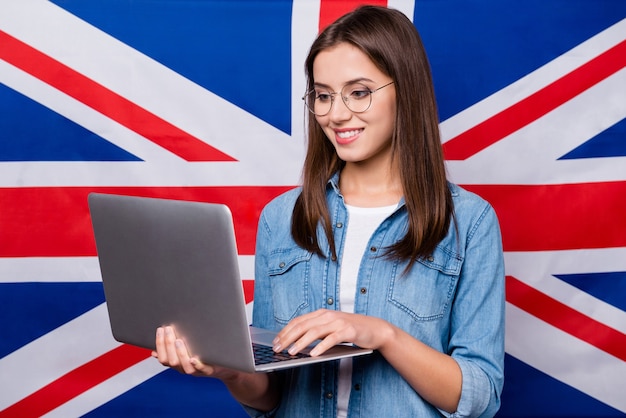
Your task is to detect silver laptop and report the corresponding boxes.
[88,193,372,373]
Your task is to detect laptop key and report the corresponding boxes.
[253,343,310,365]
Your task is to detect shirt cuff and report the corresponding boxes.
[441,358,491,418]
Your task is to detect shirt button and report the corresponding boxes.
[354,383,361,391]
[427,255,434,262]
[370,246,377,252]
[325,392,333,399]
[336,222,343,228]
[327,297,334,305]
[279,262,285,268]
[360,287,367,294]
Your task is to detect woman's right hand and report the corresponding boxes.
[152,325,242,381]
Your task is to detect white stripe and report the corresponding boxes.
[487,69,626,164]
[505,248,626,334]
[0,284,255,412]
[506,303,626,412]
[0,304,118,410]
[0,255,256,283]
[291,0,320,145]
[388,0,415,21]
[0,257,102,283]
[447,67,626,184]
[41,358,166,418]
[0,59,180,164]
[440,17,626,141]
[0,161,303,186]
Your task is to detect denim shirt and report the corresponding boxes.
[245,175,505,418]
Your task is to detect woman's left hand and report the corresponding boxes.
[272,309,394,356]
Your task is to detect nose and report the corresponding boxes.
[327,95,352,122]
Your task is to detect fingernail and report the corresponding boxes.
[175,339,183,348]
[273,343,281,352]
[288,346,297,355]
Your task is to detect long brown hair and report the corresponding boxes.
[292,5,453,267]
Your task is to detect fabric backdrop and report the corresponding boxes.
[1,0,625,416]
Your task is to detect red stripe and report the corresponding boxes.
[0,186,293,257]
[506,276,626,362]
[319,0,387,32]
[242,279,255,304]
[0,30,235,162]
[2,181,625,257]
[0,345,151,418]
[463,182,626,251]
[444,40,626,160]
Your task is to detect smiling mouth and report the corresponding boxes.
[336,129,363,140]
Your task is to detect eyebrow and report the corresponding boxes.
[313,77,375,89]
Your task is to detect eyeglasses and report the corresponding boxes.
[302,81,394,116]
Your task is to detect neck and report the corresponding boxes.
[339,162,402,207]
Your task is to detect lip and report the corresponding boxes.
[334,128,363,145]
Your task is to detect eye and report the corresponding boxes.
[316,91,333,102]
[346,85,371,100]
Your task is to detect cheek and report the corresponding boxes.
[323,129,338,146]
[368,109,396,138]
[316,121,335,142]
[368,97,396,128]
[314,117,327,132]
[382,105,397,137]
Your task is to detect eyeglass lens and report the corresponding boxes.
[306,82,374,116]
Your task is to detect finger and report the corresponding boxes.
[172,338,200,374]
[289,322,344,355]
[155,327,169,364]
[274,309,329,351]
[173,338,219,376]
[163,326,182,367]
[309,331,347,356]
[287,312,363,355]
[276,309,326,338]
[189,357,217,376]
[285,314,344,355]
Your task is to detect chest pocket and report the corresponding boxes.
[388,245,463,321]
[267,248,313,324]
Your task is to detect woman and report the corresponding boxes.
[155,6,504,418]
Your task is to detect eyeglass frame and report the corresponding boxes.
[302,81,395,116]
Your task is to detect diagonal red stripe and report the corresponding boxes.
[444,39,626,160]
[506,276,626,362]
[0,345,151,418]
[0,30,235,162]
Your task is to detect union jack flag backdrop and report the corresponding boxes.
[1,0,625,416]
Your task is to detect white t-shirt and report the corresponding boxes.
[336,203,397,418]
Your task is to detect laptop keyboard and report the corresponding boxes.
[253,342,310,365]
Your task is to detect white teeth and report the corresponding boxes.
[337,129,361,139]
